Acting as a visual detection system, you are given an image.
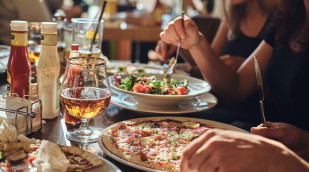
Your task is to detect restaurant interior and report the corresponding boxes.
[0,0,309,171]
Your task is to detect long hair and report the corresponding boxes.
[219,0,279,38]
[273,0,307,49]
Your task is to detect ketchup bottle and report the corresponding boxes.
[7,21,31,98]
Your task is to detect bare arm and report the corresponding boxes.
[160,16,273,102]
[210,20,229,57]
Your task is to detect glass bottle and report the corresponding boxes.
[37,22,61,119]
[53,12,66,66]
[64,44,81,130]
[7,20,31,98]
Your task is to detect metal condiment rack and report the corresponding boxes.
[0,92,42,135]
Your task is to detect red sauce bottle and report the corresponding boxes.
[7,21,31,98]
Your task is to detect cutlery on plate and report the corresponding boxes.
[165,11,185,85]
[254,56,268,128]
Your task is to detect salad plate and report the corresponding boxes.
[110,89,217,114]
[109,74,211,107]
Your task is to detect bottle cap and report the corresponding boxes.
[10,20,28,31]
[41,22,57,34]
[71,44,79,51]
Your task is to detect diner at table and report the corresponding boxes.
[0,0,309,172]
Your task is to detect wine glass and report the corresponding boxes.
[60,57,111,143]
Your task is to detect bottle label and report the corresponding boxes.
[41,34,57,46]
[11,32,27,46]
[7,71,11,93]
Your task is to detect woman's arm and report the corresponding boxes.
[160,16,273,102]
[210,20,229,57]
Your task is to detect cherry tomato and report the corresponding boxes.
[141,77,148,82]
[167,88,176,95]
[133,84,146,93]
[28,155,37,164]
[144,85,152,93]
[177,87,187,95]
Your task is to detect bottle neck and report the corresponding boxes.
[41,33,57,46]
[11,31,28,47]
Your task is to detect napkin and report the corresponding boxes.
[32,140,70,172]
[0,120,17,142]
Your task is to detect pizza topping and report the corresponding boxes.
[141,129,153,136]
[139,152,148,161]
[182,122,200,129]
[140,137,155,147]
[117,123,127,130]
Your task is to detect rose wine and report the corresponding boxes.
[60,87,111,119]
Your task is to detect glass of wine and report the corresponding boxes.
[60,57,111,143]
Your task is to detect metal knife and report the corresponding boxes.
[254,56,268,127]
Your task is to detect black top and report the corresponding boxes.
[264,27,309,131]
[222,17,272,58]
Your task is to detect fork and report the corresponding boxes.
[165,11,185,85]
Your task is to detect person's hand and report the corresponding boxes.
[219,55,245,71]
[180,129,309,172]
[62,6,83,23]
[251,122,309,160]
[160,16,203,49]
[155,40,177,62]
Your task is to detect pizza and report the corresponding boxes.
[102,118,213,171]
[0,141,103,171]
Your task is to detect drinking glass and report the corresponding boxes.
[60,57,111,143]
[71,18,104,58]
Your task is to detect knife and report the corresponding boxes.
[253,56,268,128]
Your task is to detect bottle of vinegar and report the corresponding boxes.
[37,22,60,119]
[7,20,31,98]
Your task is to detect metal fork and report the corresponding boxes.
[165,11,185,85]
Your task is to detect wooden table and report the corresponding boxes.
[103,21,162,42]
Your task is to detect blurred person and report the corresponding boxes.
[180,128,309,171]
[160,0,309,131]
[62,0,89,23]
[0,0,63,45]
[157,0,277,128]
[156,0,274,71]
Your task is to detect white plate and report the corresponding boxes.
[98,117,248,172]
[88,156,122,172]
[111,89,217,114]
[110,74,211,107]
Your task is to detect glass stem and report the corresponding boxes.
[78,118,93,136]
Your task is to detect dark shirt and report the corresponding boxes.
[222,17,271,58]
[264,27,309,131]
